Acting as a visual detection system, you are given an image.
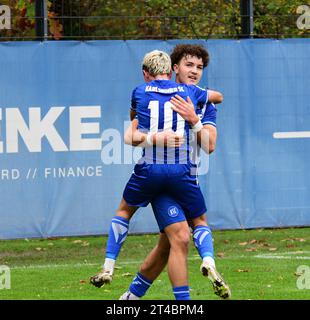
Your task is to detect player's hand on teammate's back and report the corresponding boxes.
[154,129,185,148]
[170,95,200,126]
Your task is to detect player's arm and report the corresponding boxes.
[130,108,137,121]
[198,124,217,154]
[207,90,223,104]
[124,108,147,146]
[124,114,184,148]
[170,94,199,125]
[124,118,146,146]
[126,107,153,146]
[170,95,217,153]
[198,101,218,154]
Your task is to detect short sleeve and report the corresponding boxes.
[201,103,217,127]
[190,85,208,107]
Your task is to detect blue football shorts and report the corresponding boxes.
[123,162,207,231]
[151,194,207,232]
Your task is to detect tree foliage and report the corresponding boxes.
[1,0,36,39]
[0,0,309,40]
[253,0,310,38]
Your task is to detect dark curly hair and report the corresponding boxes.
[170,44,210,69]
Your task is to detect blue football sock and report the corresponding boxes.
[192,225,214,259]
[129,272,153,298]
[105,216,129,260]
[173,285,190,300]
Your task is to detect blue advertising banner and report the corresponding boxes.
[0,39,309,239]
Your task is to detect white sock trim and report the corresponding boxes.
[203,256,216,269]
[103,258,115,273]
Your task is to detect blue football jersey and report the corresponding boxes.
[131,79,209,164]
[198,102,217,127]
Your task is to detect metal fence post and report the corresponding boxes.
[240,0,254,38]
[35,0,48,40]
[43,0,48,40]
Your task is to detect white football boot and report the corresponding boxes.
[90,270,113,288]
[200,262,231,299]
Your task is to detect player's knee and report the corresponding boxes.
[172,228,191,250]
[165,222,191,250]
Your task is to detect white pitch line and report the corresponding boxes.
[10,262,99,270]
[254,254,310,260]
[8,256,201,271]
[10,261,144,270]
[268,251,310,256]
[273,131,310,139]
[8,253,310,270]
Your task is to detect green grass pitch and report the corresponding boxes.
[0,227,309,300]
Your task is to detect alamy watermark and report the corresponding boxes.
[100,121,210,176]
[0,265,11,290]
[296,5,310,30]
[296,265,310,289]
[0,5,11,30]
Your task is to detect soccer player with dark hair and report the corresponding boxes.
[91,45,231,300]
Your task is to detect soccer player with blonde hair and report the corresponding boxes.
[91,46,230,300]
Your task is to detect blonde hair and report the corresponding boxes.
[142,50,172,76]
